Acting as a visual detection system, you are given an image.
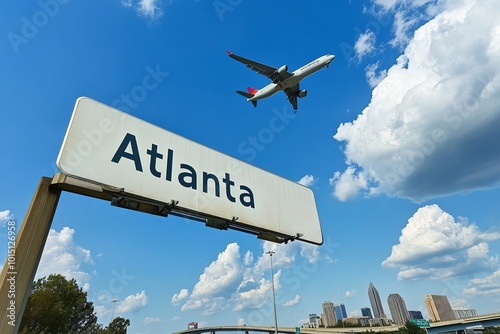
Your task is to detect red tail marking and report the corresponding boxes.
[247,87,258,95]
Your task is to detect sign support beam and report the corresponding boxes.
[0,176,61,334]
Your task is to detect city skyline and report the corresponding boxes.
[308,288,483,326]
[2,1,500,332]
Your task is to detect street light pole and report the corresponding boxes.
[110,299,119,323]
[266,251,278,334]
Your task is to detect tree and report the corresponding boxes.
[102,317,130,334]
[19,274,101,334]
[398,320,427,334]
[484,327,500,334]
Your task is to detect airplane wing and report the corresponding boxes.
[283,84,300,110]
[227,50,293,83]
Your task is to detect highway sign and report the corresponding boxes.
[410,319,430,328]
[57,97,323,244]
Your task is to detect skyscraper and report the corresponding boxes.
[361,307,373,319]
[335,304,347,320]
[425,294,456,322]
[387,293,409,325]
[368,282,386,318]
[454,308,478,319]
[322,301,337,327]
[408,310,423,319]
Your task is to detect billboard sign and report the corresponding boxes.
[57,97,323,244]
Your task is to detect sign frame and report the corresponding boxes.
[57,97,323,245]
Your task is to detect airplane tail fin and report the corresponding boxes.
[247,87,259,95]
[236,90,258,108]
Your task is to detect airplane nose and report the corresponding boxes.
[326,55,335,66]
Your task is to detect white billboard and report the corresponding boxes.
[57,97,322,244]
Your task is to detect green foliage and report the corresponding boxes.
[102,317,130,334]
[18,274,130,334]
[397,321,427,334]
[484,327,500,334]
[19,274,99,334]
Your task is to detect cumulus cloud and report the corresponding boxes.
[37,227,93,287]
[382,204,500,280]
[330,167,368,201]
[173,240,333,316]
[463,269,500,296]
[171,288,189,305]
[191,243,242,299]
[365,62,388,88]
[355,30,377,61]
[298,175,316,187]
[117,290,148,313]
[122,0,163,20]
[333,0,500,202]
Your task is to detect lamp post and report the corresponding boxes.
[266,251,278,334]
[110,299,119,323]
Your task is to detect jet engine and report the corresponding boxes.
[277,65,288,75]
[298,90,308,98]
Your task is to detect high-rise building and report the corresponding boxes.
[408,310,423,319]
[335,304,347,320]
[361,307,373,319]
[368,282,386,318]
[454,308,478,319]
[322,301,337,327]
[425,294,456,322]
[387,293,409,325]
[309,314,322,327]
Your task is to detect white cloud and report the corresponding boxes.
[176,243,242,315]
[298,174,316,187]
[233,270,281,312]
[300,243,321,264]
[37,227,93,287]
[138,0,163,19]
[354,30,377,61]
[382,204,500,280]
[333,0,500,201]
[283,294,301,307]
[391,10,419,48]
[243,250,254,266]
[171,288,189,305]
[463,269,500,296]
[191,243,242,299]
[173,240,333,315]
[117,290,148,313]
[0,210,12,223]
[122,0,164,20]
[345,290,357,298]
[366,62,388,88]
[330,167,368,201]
[144,316,162,324]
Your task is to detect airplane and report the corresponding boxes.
[227,50,335,110]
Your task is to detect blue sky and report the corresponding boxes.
[1,0,500,333]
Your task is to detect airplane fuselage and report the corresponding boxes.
[248,54,334,101]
